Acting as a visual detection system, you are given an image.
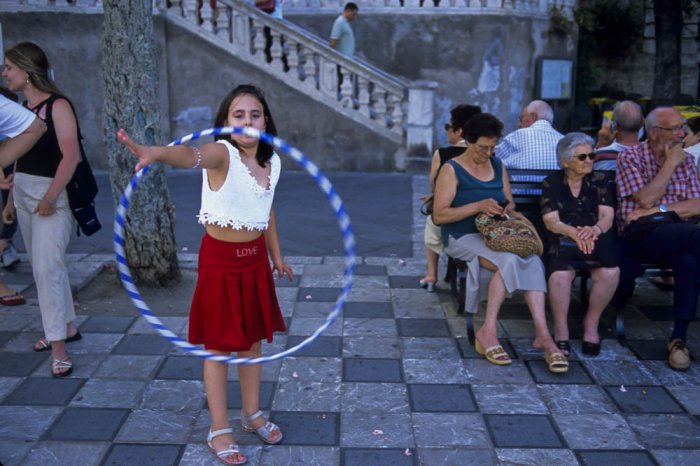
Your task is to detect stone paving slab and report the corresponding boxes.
[0,174,699,465]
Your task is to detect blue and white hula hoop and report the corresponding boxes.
[114,127,356,364]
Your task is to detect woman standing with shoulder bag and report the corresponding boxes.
[2,42,81,377]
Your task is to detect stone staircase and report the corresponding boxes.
[1,0,576,171]
[2,0,440,170]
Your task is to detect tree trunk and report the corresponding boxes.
[101,0,180,286]
[652,0,683,106]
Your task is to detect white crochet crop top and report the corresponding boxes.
[197,139,281,230]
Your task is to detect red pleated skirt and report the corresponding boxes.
[189,233,286,352]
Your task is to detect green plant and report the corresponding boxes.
[549,4,573,36]
[576,0,643,57]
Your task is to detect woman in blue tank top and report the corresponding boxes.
[433,113,568,374]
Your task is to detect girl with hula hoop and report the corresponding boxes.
[118,84,292,466]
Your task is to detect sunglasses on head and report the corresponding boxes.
[574,152,596,161]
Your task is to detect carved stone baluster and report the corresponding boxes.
[374,90,388,126]
[269,29,285,71]
[214,4,228,41]
[252,21,266,60]
[54,0,71,6]
[231,8,251,55]
[390,93,404,133]
[286,38,300,79]
[201,1,215,33]
[339,67,353,107]
[165,0,182,16]
[320,59,338,97]
[357,77,370,117]
[182,0,199,24]
[302,48,317,87]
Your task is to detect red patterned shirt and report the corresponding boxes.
[616,140,700,234]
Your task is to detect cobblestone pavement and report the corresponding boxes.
[0,173,699,465]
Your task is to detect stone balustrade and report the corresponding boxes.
[7,0,576,17]
[282,0,575,17]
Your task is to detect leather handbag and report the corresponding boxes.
[65,154,101,236]
[625,211,681,238]
[43,96,102,237]
[475,213,543,258]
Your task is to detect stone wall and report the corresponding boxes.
[288,12,576,144]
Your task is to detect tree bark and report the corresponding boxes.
[652,0,683,106]
[101,0,180,286]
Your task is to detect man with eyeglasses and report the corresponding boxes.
[616,106,700,371]
[495,100,563,170]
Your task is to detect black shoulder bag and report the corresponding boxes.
[45,97,101,236]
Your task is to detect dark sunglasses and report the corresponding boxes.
[444,123,453,131]
[574,152,596,161]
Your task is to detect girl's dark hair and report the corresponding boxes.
[214,84,277,167]
[4,42,64,97]
[451,104,481,133]
[687,115,700,135]
[463,113,503,143]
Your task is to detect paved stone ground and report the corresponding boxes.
[1,173,700,465]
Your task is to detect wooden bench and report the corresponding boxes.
[445,168,670,346]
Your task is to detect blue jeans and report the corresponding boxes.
[626,222,700,321]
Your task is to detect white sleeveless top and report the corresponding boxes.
[197,139,281,230]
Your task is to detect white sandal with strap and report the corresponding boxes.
[207,428,247,465]
[51,358,73,378]
[241,410,283,444]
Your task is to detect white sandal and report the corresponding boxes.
[207,428,247,465]
[241,410,283,444]
[51,358,73,378]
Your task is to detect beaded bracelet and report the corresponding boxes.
[191,146,202,169]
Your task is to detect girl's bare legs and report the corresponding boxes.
[204,351,245,463]
[584,267,619,344]
[420,247,439,285]
[238,341,282,442]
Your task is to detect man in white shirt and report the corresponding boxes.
[496,100,563,170]
[0,95,46,171]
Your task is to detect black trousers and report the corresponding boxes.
[625,223,700,321]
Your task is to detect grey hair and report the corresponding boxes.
[644,106,676,134]
[612,100,643,132]
[556,132,595,168]
[526,100,554,123]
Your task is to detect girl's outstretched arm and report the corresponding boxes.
[117,128,228,172]
[264,209,293,281]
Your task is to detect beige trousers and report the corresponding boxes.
[14,173,75,341]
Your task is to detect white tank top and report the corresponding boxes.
[197,139,281,230]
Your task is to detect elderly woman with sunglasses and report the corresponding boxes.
[540,132,620,358]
